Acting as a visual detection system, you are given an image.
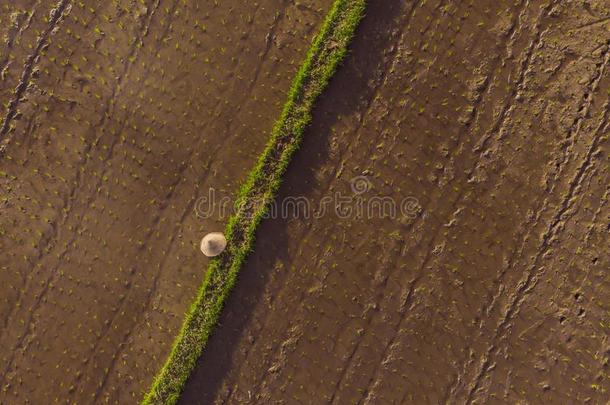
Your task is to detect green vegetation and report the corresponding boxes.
[141,0,366,403]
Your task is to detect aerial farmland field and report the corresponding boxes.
[1,0,609,404]
[0,0,331,402]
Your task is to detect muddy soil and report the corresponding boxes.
[0,0,331,403]
[181,0,610,403]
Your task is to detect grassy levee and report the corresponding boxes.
[141,1,366,403]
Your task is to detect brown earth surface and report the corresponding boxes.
[0,0,331,403]
[181,0,610,404]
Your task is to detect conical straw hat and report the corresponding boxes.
[200,232,227,257]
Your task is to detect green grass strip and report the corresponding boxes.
[142,1,366,403]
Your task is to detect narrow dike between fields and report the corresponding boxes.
[142,1,367,403]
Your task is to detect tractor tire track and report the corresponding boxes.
[464,81,610,403]
[0,0,70,146]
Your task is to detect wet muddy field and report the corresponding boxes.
[0,0,331,402]
[182,0,609,403]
